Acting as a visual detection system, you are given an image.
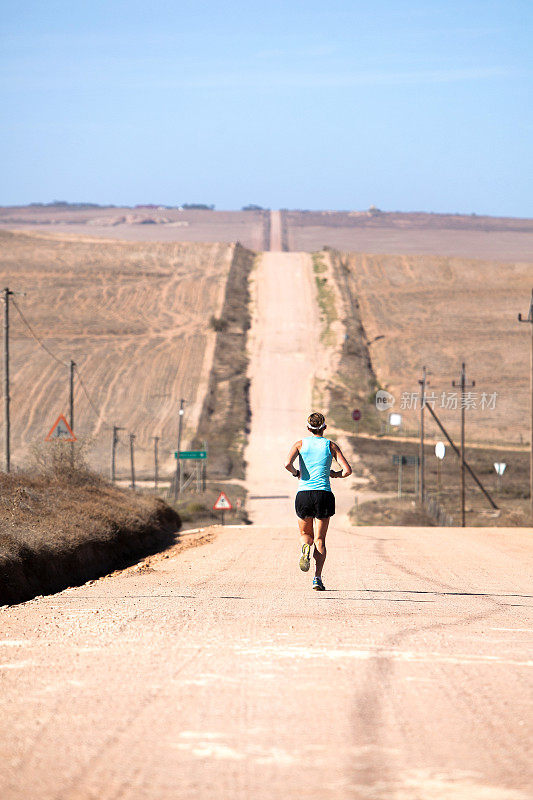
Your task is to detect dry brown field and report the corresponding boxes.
[0,229,237,477]
[3,206,533,260]
[285,210,533,260]
[2,206,531,466]
[329,248,532,447]
[0,207,268,251]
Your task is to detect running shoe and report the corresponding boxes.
[312,576,326,591]
[299,543,311,572]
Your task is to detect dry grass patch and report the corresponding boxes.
[349,434,531,527]
[0,464,180,605]
[194,245,255,478]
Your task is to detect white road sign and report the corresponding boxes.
[435,442,446,460]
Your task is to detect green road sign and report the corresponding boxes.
[174,450,207,460]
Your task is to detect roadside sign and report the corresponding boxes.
[213,491,232,511]
[389,412,402,427]
[494,462,507,493]
[435,442,445,498]
[174,450,207,460]
[435,442,446,460]
[45,414,76,442]
[352,409,361,421]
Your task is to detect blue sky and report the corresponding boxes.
[2,0,532,215]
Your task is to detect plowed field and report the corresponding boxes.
[331,249,532,445]
[0,230,237,476]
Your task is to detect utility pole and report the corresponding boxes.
[153,435,159,489]
[418,366,427,503]
[202,440,207,492]
[129,433,136,490]
[3,288,13,473]
[69,360,75,435]
[452,362,475,527]
[69,359,75,466]
[425,401,497,511]
[518,289,533,518]
[174,399,185,502]
[111,425,124,482]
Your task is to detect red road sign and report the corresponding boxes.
[45,414,76,442]
[352,409,361,421]
[213,491,232,511]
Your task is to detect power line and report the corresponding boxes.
[10,298,114,431]
[73,364,113,430]
[11,298,69,368]
[10,297,161,448]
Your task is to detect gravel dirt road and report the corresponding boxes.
[246,249,322,525]
[1,250,532,800]
[1,523,531,799]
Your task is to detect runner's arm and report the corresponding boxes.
[329,441,352,478]
[284,441,302,478]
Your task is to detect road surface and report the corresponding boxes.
[269,209,282,251]
[1,523,532,799]
[246,249,334,524]
[0,250,532,800]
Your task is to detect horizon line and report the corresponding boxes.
[0,202,532,221]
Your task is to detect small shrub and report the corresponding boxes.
[185,502,207,514]
[29,438,103,487]
[209,315,228,332]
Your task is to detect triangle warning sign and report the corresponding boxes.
[45,414,77,442]
[213,491,232,511]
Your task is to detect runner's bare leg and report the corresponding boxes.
[313,518,329,577]
[298,517,314,547]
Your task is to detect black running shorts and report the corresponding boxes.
[295,490,335,520]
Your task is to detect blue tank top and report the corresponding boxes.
[298,436,333,492]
